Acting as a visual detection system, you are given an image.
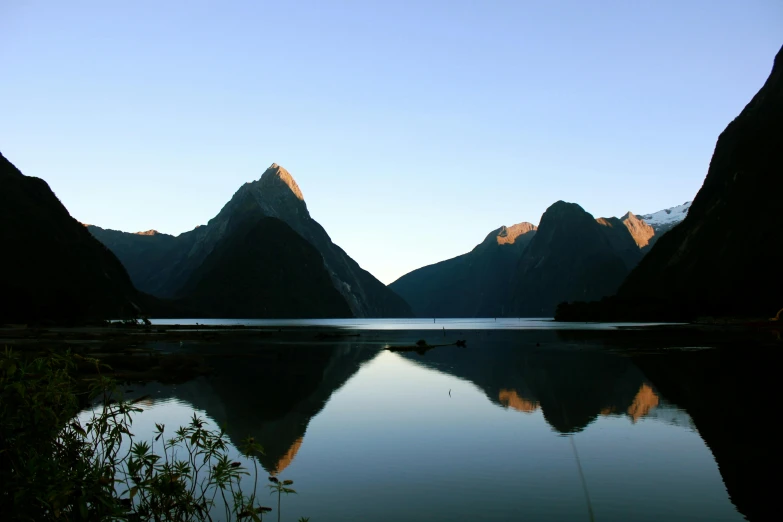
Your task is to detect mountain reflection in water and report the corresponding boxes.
[397,333,681,434]
[116,328,775,521]
[497,382,661,423]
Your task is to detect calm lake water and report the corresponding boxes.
[148,317,680,330]
[89,323,777,521]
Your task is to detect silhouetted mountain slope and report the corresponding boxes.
[178,214,352,318]
[557,45,783,321]
[87,226,190,297]
[389,223,536,317]
[510,202,632,317]
[0,152,142,323]
[210,165,411,317]
[393,203,675,319]
[90,164,411,318]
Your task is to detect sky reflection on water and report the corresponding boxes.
[102,337,746,522]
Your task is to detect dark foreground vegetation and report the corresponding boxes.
[0,348,309,521]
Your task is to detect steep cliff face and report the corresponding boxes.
[0,152,142,323]
[510,201,631,317]
[557,45,783,321]
[390,222,536,317]
[619,46,783,319]
[90,164,412,318]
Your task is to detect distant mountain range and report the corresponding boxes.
[392,200,689,318]
[88,164,412,319]
[4,44,779,323]
[0,152,694,323]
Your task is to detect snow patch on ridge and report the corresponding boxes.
[638,201,692,227]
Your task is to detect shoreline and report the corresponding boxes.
[3,321,778,386]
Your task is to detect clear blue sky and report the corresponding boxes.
[1,1,780,284]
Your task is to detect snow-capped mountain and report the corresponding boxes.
[638,201,692,234]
